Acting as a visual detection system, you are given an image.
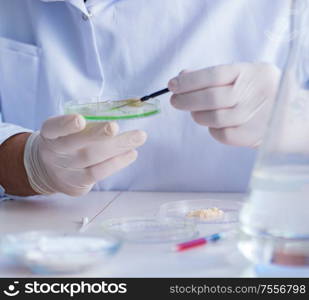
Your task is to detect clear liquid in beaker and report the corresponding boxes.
[242,164,309,237]
[239,164,309,266]
[238,0,309,267]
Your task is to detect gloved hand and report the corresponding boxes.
[24,114,147,196]
[168,63,281,147]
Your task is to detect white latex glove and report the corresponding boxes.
[24,114,147,196]
[168,63,281,147]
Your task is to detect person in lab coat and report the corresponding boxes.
[0,0,290,197]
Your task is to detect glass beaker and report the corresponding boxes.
[239,0,309,267]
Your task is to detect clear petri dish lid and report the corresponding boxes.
[158,199,243,224]
[0,231,121,275]
[63,98,160,121]
[100,217,197,243]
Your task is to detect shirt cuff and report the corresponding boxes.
[0,184,10,201]
[0,123,33,145]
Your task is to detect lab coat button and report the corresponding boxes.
[82,13,91,21]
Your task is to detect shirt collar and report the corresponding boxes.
[40,0,89,14]
[40,0,66,2]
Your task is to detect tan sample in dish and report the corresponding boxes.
[127,99,144,107]
[186,207,224,220]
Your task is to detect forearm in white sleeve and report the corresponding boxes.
[0,122,33,145]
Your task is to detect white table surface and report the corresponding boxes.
[0,191,254,277]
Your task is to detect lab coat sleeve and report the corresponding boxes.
[0,122,33,145]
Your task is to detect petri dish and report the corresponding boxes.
[158,199,243,225]
[0,231,121,275]
[63,98,160,121]
[100,217,197,243]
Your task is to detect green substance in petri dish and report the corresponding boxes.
[84,109,160,121]
[64,99,160,121]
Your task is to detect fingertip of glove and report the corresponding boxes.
[170,94,177,108]
[168,77,179,93]
[41,114,85,139]
[127,149,138,161]
[104,121,119,136]
[62,114,85,131]
[73,114,86,131]
[131,130,147,145]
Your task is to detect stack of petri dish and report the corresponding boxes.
[100,217,197,244]
[99,199,242,244]
[0,231,121,275]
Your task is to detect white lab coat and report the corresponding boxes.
[0,0,290,192]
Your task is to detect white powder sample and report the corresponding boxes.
[186,207,224,220]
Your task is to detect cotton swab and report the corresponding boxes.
[140,88,170,102]
[108,88,170,111]
[79,217,89,233]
